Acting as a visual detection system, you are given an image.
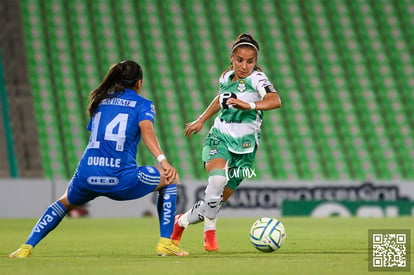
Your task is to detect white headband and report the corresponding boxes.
[231,42,259,53]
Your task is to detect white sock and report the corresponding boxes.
[179,172,227,231]
[204,174,227,219]
[178,200,205,228]
[204,217,217,231]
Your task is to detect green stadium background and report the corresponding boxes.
[0,0,413,182]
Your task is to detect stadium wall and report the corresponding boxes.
[1,179,413,218]
[0,0,43,177]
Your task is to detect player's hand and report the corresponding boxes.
[226,98,250,110]
[184,119,203,136]
[160,160,180,184]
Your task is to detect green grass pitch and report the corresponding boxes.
[1,217,412,274]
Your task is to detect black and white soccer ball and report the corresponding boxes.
[249,217,286,252]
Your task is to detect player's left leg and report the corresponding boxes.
[8,199,69,258]
[156,183,177,239]
[155,181,189,256]
[203,167,228,251]
[129,166,188,256]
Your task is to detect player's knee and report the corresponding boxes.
[152,166,168,189]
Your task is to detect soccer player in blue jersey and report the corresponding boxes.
[9,60,188,258]
[171,34,282,251]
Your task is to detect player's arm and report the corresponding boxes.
[254,92,281,110]
[184,95,221,136]
[227,86,281,111]
[139,120,179,184]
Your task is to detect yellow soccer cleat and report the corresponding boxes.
[9,244,33,258]
[156,237,189,256]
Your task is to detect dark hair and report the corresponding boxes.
[88,60,143,117]
[231,33,260,53]
[223,33,262,74]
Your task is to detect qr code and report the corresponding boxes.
[369,229,411,272]
[373,233,407,267]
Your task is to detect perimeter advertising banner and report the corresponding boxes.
[1,179,413,218]
[176,180,414,218]
[282,200,414,217]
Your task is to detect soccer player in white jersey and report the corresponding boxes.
[171,34,282,251]
[9,60,188,258]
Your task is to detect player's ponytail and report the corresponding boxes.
[88,60,143,117]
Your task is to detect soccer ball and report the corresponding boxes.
[249,217,286,252]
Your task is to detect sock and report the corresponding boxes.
[25,201,68,247]
[179,200,205,228]
[204,172,227,219]
[179,202,220,231]
[203,171,227,231]
[204,217,217,231]
[157,184,177,238]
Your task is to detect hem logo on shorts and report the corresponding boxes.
[209,148,218,155]
[145,166,157,174]
[242,142,251,148]
[87,176,119,185]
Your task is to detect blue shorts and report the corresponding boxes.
[67,166,161,206]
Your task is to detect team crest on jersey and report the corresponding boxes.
[237,80,246,92]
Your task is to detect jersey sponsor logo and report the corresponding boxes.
[220,92,237,109]
[87,156,121,167]
[87,176,119,185]
[101,98,137,107]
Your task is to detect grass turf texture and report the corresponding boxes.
[1,217,412,275]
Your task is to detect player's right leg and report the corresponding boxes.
[172,157,228,251]
[9,175,92,258]
[171,200,205,245]
[9,192,77,258]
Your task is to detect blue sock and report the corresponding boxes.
[157,184,177,238]
[25,201,68,247]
